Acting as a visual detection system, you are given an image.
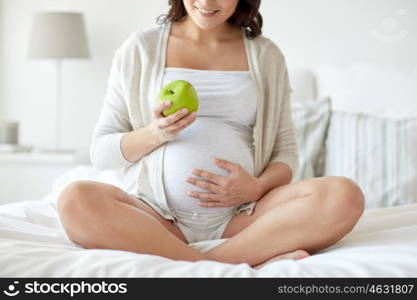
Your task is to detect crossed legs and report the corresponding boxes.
[57,176,365,267]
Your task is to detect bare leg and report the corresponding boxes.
[57,180,207,262]
[206,176,365,267]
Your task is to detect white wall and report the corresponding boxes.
[265,0,416,70]
[0,0,416,150]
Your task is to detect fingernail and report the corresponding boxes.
[164,101,171,105]
[182,108,188,113]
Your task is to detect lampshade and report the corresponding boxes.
[28,12,90,59]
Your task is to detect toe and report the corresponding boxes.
[294,249,310,259]
[253,250,310,269]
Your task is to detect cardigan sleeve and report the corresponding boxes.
[89,49,135,171]
[268,66,300,178]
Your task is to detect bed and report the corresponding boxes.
[1,165,417,277]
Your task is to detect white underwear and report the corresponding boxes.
[171,209,236,244]
[132,193,256,244]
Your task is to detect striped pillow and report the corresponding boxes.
[291,97,331,182]
[323,111,417,208]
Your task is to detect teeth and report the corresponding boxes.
[197,8,217,14]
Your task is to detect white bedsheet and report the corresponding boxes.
[1,166,416,277]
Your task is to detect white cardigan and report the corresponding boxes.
[90,21,299,219]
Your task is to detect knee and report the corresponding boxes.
[324,176,365,224]
[57,180,97,220]
[57,180,104,247]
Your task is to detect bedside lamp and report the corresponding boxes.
[28,12,90,153]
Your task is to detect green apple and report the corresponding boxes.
[158,80,199,117]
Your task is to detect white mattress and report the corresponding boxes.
[1,165,417,277]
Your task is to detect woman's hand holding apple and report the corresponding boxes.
[148,100,197,144]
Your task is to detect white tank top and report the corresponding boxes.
[161,67,257,214]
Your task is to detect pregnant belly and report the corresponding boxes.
[162,117,254,214]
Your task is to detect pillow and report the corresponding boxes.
[323,111,417,208]
[315,63,417,119]
[290,97,331,182]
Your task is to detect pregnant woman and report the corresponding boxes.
[57,0,365,268]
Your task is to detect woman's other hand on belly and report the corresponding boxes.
[185,157,263,208]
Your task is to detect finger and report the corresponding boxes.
[185,176,222,194]
[198,201,233,207]
[167,111,197,134]
[213,157,237,172]
[191,168,225,185]
[187,191,218,201]
[158,107,190,128]
[154,101,172,119]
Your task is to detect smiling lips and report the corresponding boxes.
[194,5,220,17]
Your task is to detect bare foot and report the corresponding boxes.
[253,250,310,269]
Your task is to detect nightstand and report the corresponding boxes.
[0,152,79,204]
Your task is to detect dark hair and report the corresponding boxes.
[156,0,262,39]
